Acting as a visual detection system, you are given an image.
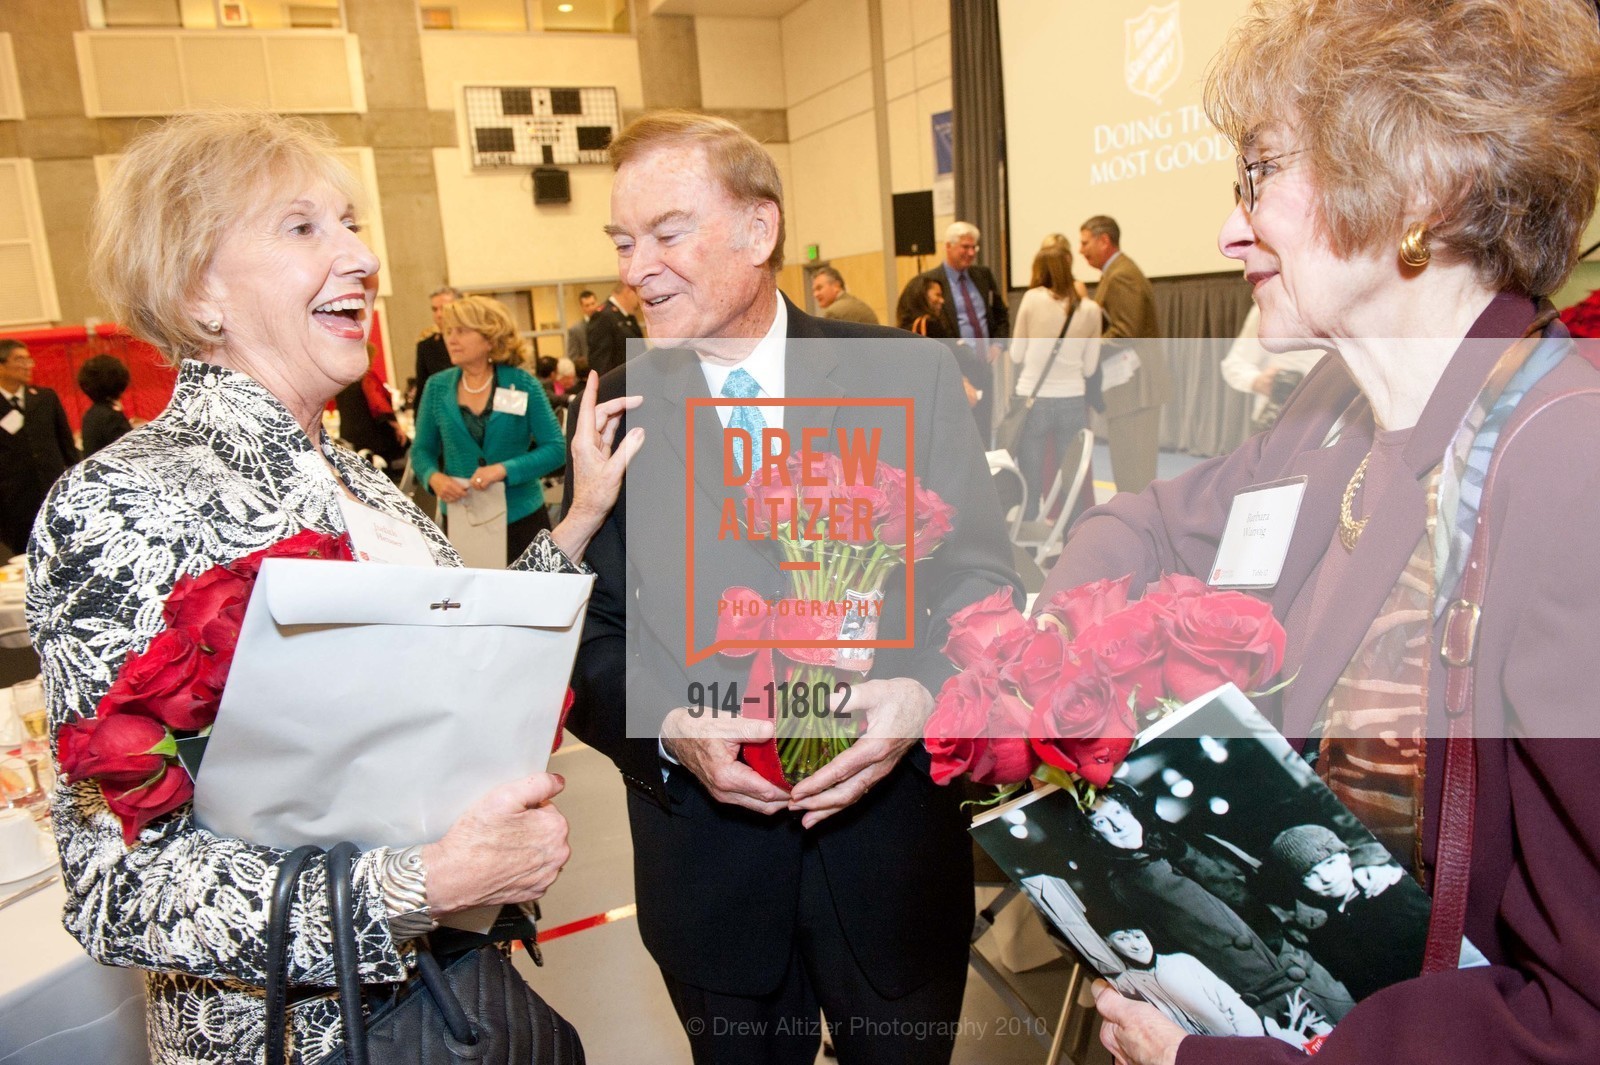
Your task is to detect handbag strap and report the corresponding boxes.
[1020,311,1076,405]
[326,841,370,1065]
[265,845,321,1065]
[1423,383,1600,972]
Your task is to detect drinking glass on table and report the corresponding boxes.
[9,680,52,818]
[0,753,45,820]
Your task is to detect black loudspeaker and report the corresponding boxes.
[532,167,571,205]
[892,190,936,257]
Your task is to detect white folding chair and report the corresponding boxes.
[1010,428,1093,568]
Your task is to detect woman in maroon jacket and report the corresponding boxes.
[1051,2,1600,1063]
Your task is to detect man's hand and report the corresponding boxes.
[787,677,933,829]
[661,707,787,815]
[1251,367,1280,396]
[1093,981,1185,1065]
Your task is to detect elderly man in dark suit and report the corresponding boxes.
[585,282,643,376]
[569,111,1018,1065]
[1079,216,1172,494]
[0,339,79,554]
[898,221,1009,440]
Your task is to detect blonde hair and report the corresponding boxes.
[608,110,786,270]
[1204,0,1600,297]
[1030,245,1078,303]
[440,295,530,367]
[90,111,362,366]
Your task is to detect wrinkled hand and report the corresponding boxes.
[661,707,786,815]
[1354,861,1403,898]
[430,472,467,503]
[1094,981,1185,1065]
[422,773,570,915]
[552,372,644,562]
[786,677,932,829]
[1252,368,1279,396]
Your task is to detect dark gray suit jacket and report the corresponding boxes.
[566,297,1020,998]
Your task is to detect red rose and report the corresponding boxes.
[829,481,889,544]
[163,565,251,638]
[229,529,353,580]
[1142,572,1211,618]
[102,763,194,847]
[1037,575,1132,636]
[1029,663,1136,787]
[58,714,175,789]
[908,482,956,556]
[925,664,1038,786]
[1000,624,1079,706]
[1161,591,1286,702]
[99,629,219,731]
[746,463,801,536]
[1073,599,1169,711]
[942,588,1028,670]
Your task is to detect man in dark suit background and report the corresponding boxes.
[898,221,1008,441]
[412,285,458,408]
[585,282,643,376]
[0,339,79,555]
[565,288,600,371]
[1079,216,1172,494]
[569,111,1019,1065]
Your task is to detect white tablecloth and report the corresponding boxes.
[0,876,149,1065]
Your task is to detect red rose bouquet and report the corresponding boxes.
[716,449,955,786]
[56,530,352,845]
[925,573,1287,807]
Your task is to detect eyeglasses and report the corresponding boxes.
[1233,150,1306,212]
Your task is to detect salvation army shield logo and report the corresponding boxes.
[1125,3,1183,104]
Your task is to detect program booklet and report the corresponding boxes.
[972,684,1485,1049]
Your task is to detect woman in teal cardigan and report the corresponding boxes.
[412,294,566,564]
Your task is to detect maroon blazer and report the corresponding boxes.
[1042,293,1600,1064]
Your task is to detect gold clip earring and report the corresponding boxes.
[1399,222,1431,268]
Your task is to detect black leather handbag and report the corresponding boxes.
[265,842,585,1065]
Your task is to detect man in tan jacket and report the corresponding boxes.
[1080,215,1172,493]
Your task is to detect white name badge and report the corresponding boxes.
[1208,476,1307,589]
[493,387,528,417]
[337,495,438,567]
[0,410,21,435]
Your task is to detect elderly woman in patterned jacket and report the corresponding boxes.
[25,111,643,1065]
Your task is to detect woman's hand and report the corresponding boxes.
[469,464,507,491]
[420,773,570,915]
[430,472,467,503]
[551,372,644,563]
[1094,981,1186,1065]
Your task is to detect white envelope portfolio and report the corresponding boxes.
[193,557,594,851]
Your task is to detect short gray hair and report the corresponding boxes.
[945,221,980,243]
[430,286,461,300]
[1080,216,1120,247]
[813,266,844,288]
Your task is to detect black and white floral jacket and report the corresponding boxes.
[27,360,579,1064]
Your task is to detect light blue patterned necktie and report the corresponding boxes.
[722,367,766,474]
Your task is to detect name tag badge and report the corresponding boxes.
[494,387,528,417]
[337,495,438,567]
[1208,476,1308,589]
[0,410,21,435]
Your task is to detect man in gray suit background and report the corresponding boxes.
[1080,215,1172,494]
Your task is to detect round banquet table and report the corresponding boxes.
[0,873,149,1065]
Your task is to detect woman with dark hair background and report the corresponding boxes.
[75,353,135,457]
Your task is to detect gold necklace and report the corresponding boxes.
[1339,452,1372,551]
